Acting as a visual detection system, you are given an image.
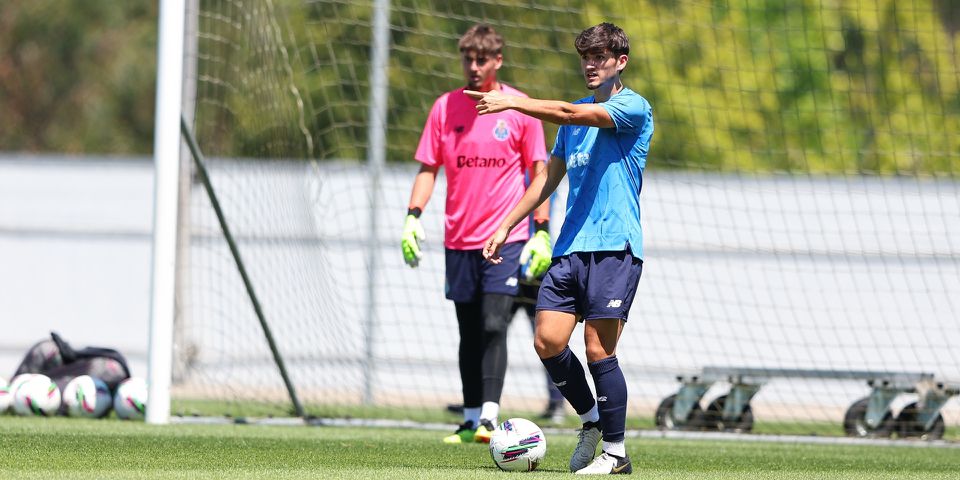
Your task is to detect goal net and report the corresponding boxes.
[171,0,960,435]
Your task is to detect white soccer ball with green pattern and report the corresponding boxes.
[64,375,113,418]
[113,377,147,420]
[12,374,61,416]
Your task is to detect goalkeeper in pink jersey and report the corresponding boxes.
[400,23,552,444]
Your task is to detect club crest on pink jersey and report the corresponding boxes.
[492,120,510,141]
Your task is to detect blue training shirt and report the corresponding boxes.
[550,87,653,259]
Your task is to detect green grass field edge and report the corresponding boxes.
[167,398,960,442]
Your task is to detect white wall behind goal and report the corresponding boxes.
[0,154,154,378]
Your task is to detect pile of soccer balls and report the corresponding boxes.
[488,418,547,472]
[0,374,147,420]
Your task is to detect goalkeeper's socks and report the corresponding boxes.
[541,346,596,416]
[588,355,627,443]
[479,402,499,425]
[464,406,481,427]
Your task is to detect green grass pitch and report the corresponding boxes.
[2,416,958,479]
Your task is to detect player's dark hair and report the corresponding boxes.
[575,22,630,58]
[458,23,504,56]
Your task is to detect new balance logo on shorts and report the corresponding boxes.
[505,277,518,287]
[606,299,622,308]
[597,396,607,402]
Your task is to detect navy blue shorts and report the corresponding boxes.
[537,248,643,321]
[445,242,523,303]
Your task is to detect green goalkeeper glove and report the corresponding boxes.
[520,230,552,280]
[401,214,425,267]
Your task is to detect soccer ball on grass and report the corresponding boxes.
[63,375,113,418]
[488,417,547,472]
[114,377,147,420]
[12,374,61,416]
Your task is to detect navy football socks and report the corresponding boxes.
[541,346,596,415]
[588,355,627,442]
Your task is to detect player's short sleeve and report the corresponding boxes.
[600,91,651,134]
[550,125,566,160]
[414,96,445,166]
[520,115,548,169]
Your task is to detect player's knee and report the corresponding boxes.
[533,337,550,358]
[534,334,564,359]
[483,314,508,336]
[585,344,614,363]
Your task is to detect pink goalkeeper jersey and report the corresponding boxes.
[415,85,547,250]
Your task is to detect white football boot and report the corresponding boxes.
[575,451,633,475]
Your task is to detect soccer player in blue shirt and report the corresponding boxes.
[466,22,652,475]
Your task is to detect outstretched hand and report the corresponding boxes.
[482,227,510,265]
[464,89,515,115]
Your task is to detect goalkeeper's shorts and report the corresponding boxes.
[444,241,523,303]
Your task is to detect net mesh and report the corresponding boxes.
[174,0,960,435]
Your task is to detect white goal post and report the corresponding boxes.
[147,0,186,425]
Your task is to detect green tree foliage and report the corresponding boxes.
[0,1,157,153]
[190,0,320,159]
[613,0,960,174]
[186,0,960,175]
[2,0,957,175]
